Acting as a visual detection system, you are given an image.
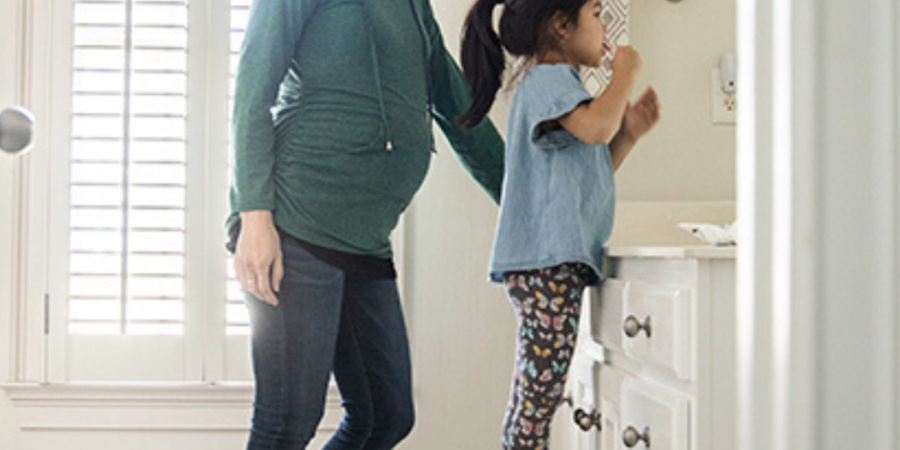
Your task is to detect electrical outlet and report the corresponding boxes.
[711,68,737,124]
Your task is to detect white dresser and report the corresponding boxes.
[553,246,737,450]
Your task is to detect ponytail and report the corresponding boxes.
[458,0,506,130]
[457,0,590,130]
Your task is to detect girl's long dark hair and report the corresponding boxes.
[457,0,589,130]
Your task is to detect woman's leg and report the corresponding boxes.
[244,236,347,450]
[502,263,587,450]
[325,275,415,450]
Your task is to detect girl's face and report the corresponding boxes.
[557,0,608,68]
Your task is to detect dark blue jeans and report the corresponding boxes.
[243,235,415,449]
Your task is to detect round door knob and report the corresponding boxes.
[622,425,651,448]
[0,106,35,156]
[573,408,602,432]
[624,315,652,338]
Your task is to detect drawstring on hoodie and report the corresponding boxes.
[367,25,394,152]
[365,0,434,153]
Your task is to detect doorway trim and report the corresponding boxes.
[736,1,899,450]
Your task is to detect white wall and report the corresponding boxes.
[621,0,736,202]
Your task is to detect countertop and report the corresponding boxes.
[605,245,737,260]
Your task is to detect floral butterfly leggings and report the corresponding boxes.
[501,262,590,450]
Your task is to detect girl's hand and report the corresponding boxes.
[620,87,660,141]
[611,46,643,83]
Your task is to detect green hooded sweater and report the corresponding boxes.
[225,0,505,258]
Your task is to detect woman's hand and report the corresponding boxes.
[235,210,283,306]
[620,87,661,141]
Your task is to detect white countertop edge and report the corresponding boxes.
[605,245,737,259]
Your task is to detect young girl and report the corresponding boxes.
[459,0,660,448]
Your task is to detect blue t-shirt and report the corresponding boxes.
[488,63,616,284]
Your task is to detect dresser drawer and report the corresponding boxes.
[591,278,693,380]
[581,365,692,450]
[620,376,690,450]
[605,257,698,290]
[622,280,693,380]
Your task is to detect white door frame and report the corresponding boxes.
[737,1,899,450]
[0,0,25,384]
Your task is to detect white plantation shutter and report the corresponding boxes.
[47,0,203,382]
[40,0,258,382]
[225,0,250,335]
[68,0,189,336]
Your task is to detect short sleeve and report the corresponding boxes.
[524,65,595,148]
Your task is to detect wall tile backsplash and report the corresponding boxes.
[581,0,630,96]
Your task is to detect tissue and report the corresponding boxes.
[678,221,738,246]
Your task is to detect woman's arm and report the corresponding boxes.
[424,2,506,204]
[231,0,318,306]
[230,0,318,214]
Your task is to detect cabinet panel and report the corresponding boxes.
[599,396,621,450]
[592,278,627,353]
[622,280,693,380]
[596,364,626,450]
[620,376,690,450]
[570,356,600,450]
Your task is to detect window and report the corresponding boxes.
[44,0,251,382]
